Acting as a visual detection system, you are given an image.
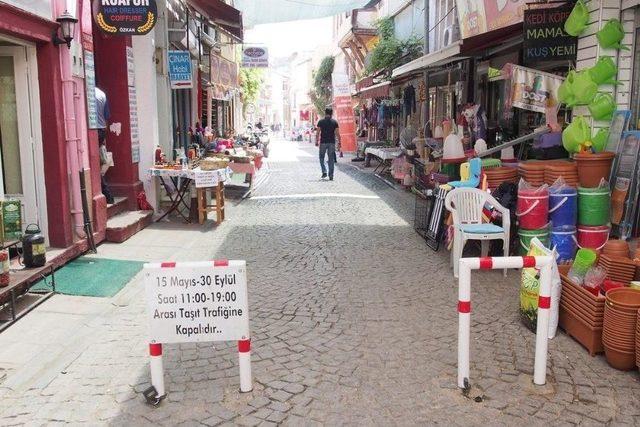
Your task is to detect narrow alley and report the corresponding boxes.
[0,140,638,426]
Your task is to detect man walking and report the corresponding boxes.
[315,108,340,180]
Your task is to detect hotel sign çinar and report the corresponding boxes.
[93,0,157,36]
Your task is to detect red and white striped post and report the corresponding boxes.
[457,255,553,389]
[238,339,252,392]
[149,343,165,398]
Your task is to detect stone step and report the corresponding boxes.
[105,210,153,243]
[106,197,129,219]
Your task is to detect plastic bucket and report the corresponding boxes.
[597,19,625,49]
[564,0,589,36]
[589,56,618,85]
[588,92,616,121]
[568,248,597,283]
[577,225,610,251]
[549,187,577,227]
[578,187,611,225]
[517,188,549,229]
[571,71,598,105]
[551,226,578,263]
[519,227,550,255]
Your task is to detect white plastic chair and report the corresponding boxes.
[445,187,510,278]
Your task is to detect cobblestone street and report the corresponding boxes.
[1,139,640,426]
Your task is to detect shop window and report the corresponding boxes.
[0,56,22,194]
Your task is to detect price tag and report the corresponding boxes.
[144,261,249,344]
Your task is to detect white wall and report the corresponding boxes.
[133,35,161,210]
[575,0,635,132]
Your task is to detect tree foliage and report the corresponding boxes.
[310,56,335,114]
[366,17,422,78]
[239,68,264,116]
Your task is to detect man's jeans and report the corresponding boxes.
[319,143,335,177]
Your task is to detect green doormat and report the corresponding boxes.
[32,257,144,298]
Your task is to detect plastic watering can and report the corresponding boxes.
[571,71,598,105]
[588,56,619,85]
[588,92,616,121]
[564,0,590,36]
[597,19,629,50]
[562,117,590,153]
[592,127,609,152]
[557,71,575,105]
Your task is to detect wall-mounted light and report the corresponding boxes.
[52,10,78,49]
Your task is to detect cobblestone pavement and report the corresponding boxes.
[1,139,640,426]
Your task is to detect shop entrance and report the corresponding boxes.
[0,43,46,237]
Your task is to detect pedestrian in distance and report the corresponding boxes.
[315,108,341,181]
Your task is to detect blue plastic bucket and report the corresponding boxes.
[549,187,577,227]
[551,226,578,263]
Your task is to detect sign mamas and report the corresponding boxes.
[524,4,576,64]
[168,50,193,89]
[242,46,269,68]
[93,0,157,35]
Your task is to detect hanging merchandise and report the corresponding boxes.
[557,70,576,106]
[562,116,590,153]
[571,71,598,106]
[588,92,616,121]
[564,0,590,37]
[588,57,619,85]
[592,128,609,152]
[510,65,564,113]
[596,19,629,50]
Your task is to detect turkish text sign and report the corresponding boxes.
[93,0,157,36]
[523,4,576,64]
[168,50,193,89]
[242,46,269,68]
[144,261,250,344]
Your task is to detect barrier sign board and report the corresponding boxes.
[168,50,193,89]
[143,260,253,404]
[145,261,249,343]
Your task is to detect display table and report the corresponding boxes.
[365,147,403,174]
[149,166,231,223]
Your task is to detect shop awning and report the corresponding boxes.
[233,0,371,26]
[354,81,390,99]
[391,41,465,79]
[187,0,243,41]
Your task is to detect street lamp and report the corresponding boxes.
[52,10,78,49]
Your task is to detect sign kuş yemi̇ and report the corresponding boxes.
[93,0,157,36]
[523,4,577,64]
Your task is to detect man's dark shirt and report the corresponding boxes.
[317,117,339,144]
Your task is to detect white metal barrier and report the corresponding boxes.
[457,255,553,389]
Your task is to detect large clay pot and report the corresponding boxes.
[574,151,615,188]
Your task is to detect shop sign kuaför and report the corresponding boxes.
[93,0,157,35]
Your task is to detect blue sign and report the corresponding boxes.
[168,50,193,89]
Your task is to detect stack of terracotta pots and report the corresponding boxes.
[559,270,605,355]
[598,254,637,284]
[602,288,640,370]
[544,162,579,186]
[602,239,631,258]
[484,166,518,190]
[518,161,546,186]
[574,151,615,188]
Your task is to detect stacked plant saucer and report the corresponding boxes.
[545,162,579,187]
[603,288,640,370]
[518,161,546,186]
[484,166,518,190]
[598,254,637,284]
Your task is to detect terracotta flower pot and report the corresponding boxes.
[574,151,615,188]
[604,344,637,370]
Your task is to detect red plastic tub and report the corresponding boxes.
[517,188,549,229]
[577,225,610,252]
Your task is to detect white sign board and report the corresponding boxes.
[332,73,351,97]
[194,170,220,188]
[242,46,269,68]
[126,46,136,87]
[145,261,250,344]
[84,51,98,129]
